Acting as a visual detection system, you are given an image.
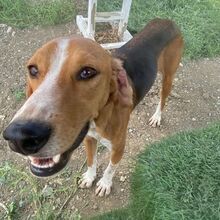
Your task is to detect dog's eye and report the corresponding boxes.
[28,65,38,77]
[77,67,98,80]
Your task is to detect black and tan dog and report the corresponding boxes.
[3,18,183,196]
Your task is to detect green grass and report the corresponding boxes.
[0,0,219,59]
[12,89,25,102]
[99,0,220,59]
[0,0,75,28]
[0,162,82,219]
[92,123,220,220]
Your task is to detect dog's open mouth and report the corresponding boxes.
[28,151,71,177]
[29,154,60,168]
[28,122,90,177]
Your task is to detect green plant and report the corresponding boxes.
[93,122,220,220]
[0,0,75,28]
[13,90,25,101]
[0,162,82,219]
[99,0,220,59]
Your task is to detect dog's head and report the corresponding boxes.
[3,36,132,177]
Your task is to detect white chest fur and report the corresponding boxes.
[87,121,112,150]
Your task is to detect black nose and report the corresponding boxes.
[3,120,52,155]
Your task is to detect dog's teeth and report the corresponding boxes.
[53,154,60,163]
[28,156,56,168]
[28,156,34,163]
[48,162,55,168]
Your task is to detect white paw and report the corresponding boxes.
[95,177,112,197]
[149,113,161,127]
[79,170,96,188]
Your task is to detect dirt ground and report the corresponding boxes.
[0,23,220,218]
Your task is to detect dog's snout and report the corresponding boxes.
[3,121,52,155]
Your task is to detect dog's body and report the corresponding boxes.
[114,18,182,105]
[3,19,183,196]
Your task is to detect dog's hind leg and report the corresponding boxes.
[149,36,183,127]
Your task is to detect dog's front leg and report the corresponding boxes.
[95,142,125,197]
[79,136,97,188]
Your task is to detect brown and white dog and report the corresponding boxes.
[3,19,183,197]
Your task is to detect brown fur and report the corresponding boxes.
[4,20,183,196]
[158,35,183,111]
[13,37,133,159]
[16,33,182,167]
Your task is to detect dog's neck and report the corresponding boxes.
[93,64,133,138]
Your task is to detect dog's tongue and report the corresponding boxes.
[33,157,53,166]
[28,155,61,168]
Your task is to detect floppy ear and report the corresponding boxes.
[111,58,133,107]
[94,58,133,128]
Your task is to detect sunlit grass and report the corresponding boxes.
[93,123,220,220]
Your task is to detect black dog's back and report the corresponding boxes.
[114,18,181,105]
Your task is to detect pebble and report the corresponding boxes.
[120,176,126,182]
[0,115,5,120]
[0,24,7,28]
[6,26,12,33]
[93,205,98,210]
[53,178,63,185]
[71,205,76,210]
[192,118,196,121]
[120,188,125,192]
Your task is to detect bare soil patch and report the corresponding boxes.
[0,23,219,218]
